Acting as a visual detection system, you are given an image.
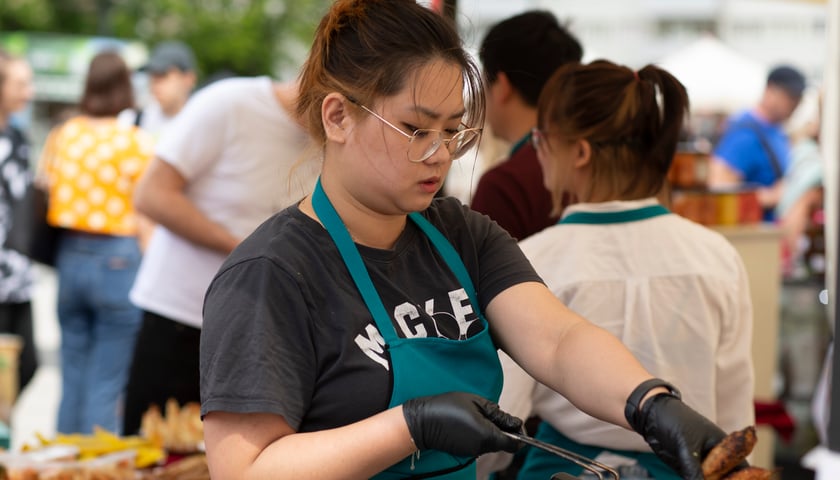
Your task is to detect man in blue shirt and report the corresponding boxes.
[709,65,806,221]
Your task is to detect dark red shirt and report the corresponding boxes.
[471,137,561,240]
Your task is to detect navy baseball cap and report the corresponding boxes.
[141,41,196,74]
[767,65,806,99]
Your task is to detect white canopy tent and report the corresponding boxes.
[656,34,769,114]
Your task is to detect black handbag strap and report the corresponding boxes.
[742,116,784,181]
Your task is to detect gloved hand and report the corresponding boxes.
[402,391,523,457]
[628,392,728,480]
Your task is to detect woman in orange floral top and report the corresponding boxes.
[40,51,153,435]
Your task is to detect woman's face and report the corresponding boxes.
[345,59,468,215]
[0,59,34,119]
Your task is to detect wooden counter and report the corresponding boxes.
[714,224,782,469]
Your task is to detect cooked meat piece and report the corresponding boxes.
[701,425,757,480]
[722,466,776,479]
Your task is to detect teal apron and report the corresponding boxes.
[519,203,680,480]
[312,179,503,479]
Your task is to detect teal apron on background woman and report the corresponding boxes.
[518,203,680,480]
[312,179,503,479]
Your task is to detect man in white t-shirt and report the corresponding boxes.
[122,76,319,434]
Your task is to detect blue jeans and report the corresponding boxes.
[56,232,142,435]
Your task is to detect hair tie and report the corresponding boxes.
[633,70,640,81]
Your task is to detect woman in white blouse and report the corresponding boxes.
[487,59,755,480]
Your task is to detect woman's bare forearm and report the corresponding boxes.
[204,407,416,480]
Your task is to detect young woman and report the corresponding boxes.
[200,1,732,479]
[0,49,38,396]
[488,60,755,479]
[43,51,154,434]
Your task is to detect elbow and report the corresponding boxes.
[133,185,153,217]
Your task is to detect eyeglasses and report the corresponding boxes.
[350,98,482,163]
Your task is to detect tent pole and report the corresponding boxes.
[820,0,840,469]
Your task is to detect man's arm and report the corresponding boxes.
[708,156,783,209]
[707,156,743,187]
[133,156,239,254]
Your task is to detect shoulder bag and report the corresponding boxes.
[23,129,63,266]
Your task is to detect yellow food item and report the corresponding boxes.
[133,446,166,469]
[27,427,165,469]
[140,399,203,453]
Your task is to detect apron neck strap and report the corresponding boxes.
[312,179,483,343]
[409,212,479,314]
[312,178,399,342]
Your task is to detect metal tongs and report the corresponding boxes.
[502,431,620,480]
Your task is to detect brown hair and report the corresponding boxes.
[296,0,484,145]
[480,10,582,107]
[537,60,689,210]
[79,51,134,117]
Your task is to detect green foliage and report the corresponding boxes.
[0,0,54,30]
[0,0,331,79]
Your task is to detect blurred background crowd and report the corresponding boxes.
[0,0,835,479]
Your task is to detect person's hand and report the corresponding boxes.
[757,181,784,208]
[402,392,523,457]
[628,393,729,480]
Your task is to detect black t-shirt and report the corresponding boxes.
[200,197,541,432]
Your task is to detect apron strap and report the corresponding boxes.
[408,212,480,317]
[312,178,398,342]
[312,179,484,341]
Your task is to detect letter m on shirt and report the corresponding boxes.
[355,323,389,370]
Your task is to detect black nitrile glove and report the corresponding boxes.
[628,393,728,480]
[402,391,523,457]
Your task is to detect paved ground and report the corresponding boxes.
[10,264,60,450]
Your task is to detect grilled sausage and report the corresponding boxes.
[701,426,757,480]
[722,466,776,479]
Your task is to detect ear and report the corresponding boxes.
[573,139,592,168]
[322,93,352,144]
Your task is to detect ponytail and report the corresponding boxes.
[635,65,690,175]
[537,59,690,201]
